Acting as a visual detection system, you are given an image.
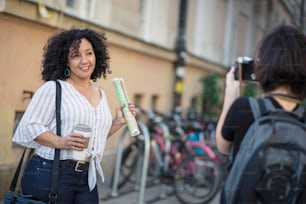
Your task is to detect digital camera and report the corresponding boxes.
[233,56,256,82]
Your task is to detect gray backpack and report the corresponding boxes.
[221,97,306,204]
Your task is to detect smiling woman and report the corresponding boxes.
[41,29,111,82]
[12,28,137,203]
[66,38,96,80]
[67,38,96,80]
[65,38,101,107]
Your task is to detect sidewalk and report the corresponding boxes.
[1,185,220,204]
[99,184,220,204]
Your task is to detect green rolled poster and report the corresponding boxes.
[112,77,140,136]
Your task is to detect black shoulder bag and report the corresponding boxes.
[4,81,62,204]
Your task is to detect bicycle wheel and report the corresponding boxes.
[174,155,222,204]
[146,145,162,185]
[111,136,160,189]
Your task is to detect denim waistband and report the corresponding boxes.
[33,154,89,172]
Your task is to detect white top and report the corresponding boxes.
[13,80,113,190]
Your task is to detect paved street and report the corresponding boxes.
[99,184,220,204]
[1,181,220,204]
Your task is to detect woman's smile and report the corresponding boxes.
[67,38,96,80]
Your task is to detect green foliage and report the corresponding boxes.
[301,99,306,108]
[200,72,222,116]
[242,83,260,97]
[199,74,260,116]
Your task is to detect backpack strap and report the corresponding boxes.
[261,98,276,113]
[249,97,306,122]
[248,97,275,120]
[262,97,306,122]
[229,98,262,169]
[291,105,306,122]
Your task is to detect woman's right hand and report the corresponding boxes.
[225,66,240,99]
[215,66,240,155]
[59,133,87,151]
[35,131,87,150]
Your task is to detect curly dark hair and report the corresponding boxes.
[41,28,111,82]
[255,25,306,100]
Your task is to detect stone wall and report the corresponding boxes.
[0,164,16,199]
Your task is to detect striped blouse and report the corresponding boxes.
[13,80,113,190]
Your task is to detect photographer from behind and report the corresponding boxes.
[216,24,306,160]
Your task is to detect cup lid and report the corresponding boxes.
[74,124,91,132]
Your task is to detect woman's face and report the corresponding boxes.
[67,38,96,81]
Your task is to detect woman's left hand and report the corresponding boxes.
[114,103,137,126]
[108,103,137,138]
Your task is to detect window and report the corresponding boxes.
[134,93,143,107]
[236,13,248,56]
[12,111,24,147]
[151,95,159,111]
[13,111,24,134]
[66,0,75,8]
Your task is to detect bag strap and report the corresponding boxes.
[228,98,265,169]
[249,97,306,122]
[49,80,62,204]
[9,81,62,203]
[8,148,34,191]
[248,97,265,120]
[8,149,25,191]
[262,97,305,121]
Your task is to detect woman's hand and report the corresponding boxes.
[107,103,137,137]
[35,131,88,150]
[113,103,137,126]
[215,67,241,155]
[225,66,240,99]
[59,133,88,151]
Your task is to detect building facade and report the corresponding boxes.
[0,0,304,197]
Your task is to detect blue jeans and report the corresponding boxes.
[21,154,99,204]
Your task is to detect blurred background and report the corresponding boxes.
[0,0,305,200]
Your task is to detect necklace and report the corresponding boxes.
[267,93,301,103]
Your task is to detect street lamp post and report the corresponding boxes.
[173,0,188,111]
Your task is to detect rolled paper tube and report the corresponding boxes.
[112,78,140,136]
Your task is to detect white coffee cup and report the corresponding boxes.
[72,124,92,161]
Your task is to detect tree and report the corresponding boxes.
[242,83,260,97]
[200,72,222,116]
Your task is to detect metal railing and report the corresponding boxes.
[110,121,150,204]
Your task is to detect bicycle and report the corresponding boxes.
[143,107,222,204]
[110,115,160,191]
[111,107,222,204]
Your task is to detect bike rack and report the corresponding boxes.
[110,121,150,204]
[158,122,171,199]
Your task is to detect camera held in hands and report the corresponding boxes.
[233,56,256,82]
